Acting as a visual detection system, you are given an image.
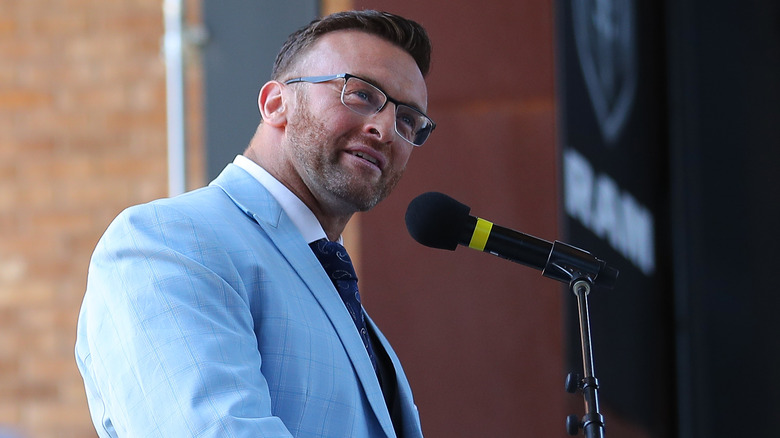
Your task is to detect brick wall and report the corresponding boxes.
[0,1,202,436]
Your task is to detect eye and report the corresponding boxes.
[351,89,370,101]
[396,108,419,133]
[398,114,416,130]
[344,85,382,108]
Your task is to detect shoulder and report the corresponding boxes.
[96,185,258,263]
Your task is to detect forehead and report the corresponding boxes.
[298,30,429,110]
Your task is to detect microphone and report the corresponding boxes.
[405,192,619,288]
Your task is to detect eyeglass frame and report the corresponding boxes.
[283,73,436,147]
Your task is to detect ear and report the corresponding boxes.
[258,81,287,127]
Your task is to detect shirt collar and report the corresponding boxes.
[233,155,338,244]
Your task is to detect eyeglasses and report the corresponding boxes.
[284,73,435,147]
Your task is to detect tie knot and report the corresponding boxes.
[309,239,357,282]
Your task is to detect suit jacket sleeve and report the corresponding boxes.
[75,199,294,437]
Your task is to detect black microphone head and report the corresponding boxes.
[405,192,471,250]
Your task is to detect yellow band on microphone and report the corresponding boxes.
[469,218,493,251]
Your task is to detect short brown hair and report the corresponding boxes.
[271,10,432,80]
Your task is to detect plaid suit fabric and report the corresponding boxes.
[75,164,422,438]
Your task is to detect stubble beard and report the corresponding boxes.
[285,95,404,215]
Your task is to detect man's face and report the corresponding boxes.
[281,30,429,215]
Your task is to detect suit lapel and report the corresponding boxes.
[210,164,396,437]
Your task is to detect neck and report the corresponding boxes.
[318,215,351,242]
[244,131,354,242]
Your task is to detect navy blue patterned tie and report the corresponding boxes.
[309,239,378,372]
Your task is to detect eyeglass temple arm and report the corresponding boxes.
[284,74,345,84]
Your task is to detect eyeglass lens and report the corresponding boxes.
[341,77,433,146]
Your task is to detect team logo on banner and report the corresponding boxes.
[572,0,637,145]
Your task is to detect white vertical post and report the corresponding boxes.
[163,0,186,196]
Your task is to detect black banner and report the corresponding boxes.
[555,0,674,436]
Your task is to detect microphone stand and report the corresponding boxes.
[542,242,607,438]
[565,279,605,438]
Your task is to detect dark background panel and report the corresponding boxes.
[666,0,780,436]
[202,0,318,180]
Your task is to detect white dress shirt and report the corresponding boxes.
[233,155,340,244]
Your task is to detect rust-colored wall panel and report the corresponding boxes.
[355,1,566,436]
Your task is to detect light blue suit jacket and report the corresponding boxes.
[75,164,423,437]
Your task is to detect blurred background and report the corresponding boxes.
[1,0,778,437]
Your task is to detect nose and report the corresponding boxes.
[364,103,397,142]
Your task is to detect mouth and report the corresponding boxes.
[349,151,380,166]
[348,151,383,170]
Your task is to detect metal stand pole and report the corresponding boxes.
[565,278,605,438]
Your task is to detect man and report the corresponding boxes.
[75,10,435,438]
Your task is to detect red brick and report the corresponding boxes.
[0,0,208,435]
